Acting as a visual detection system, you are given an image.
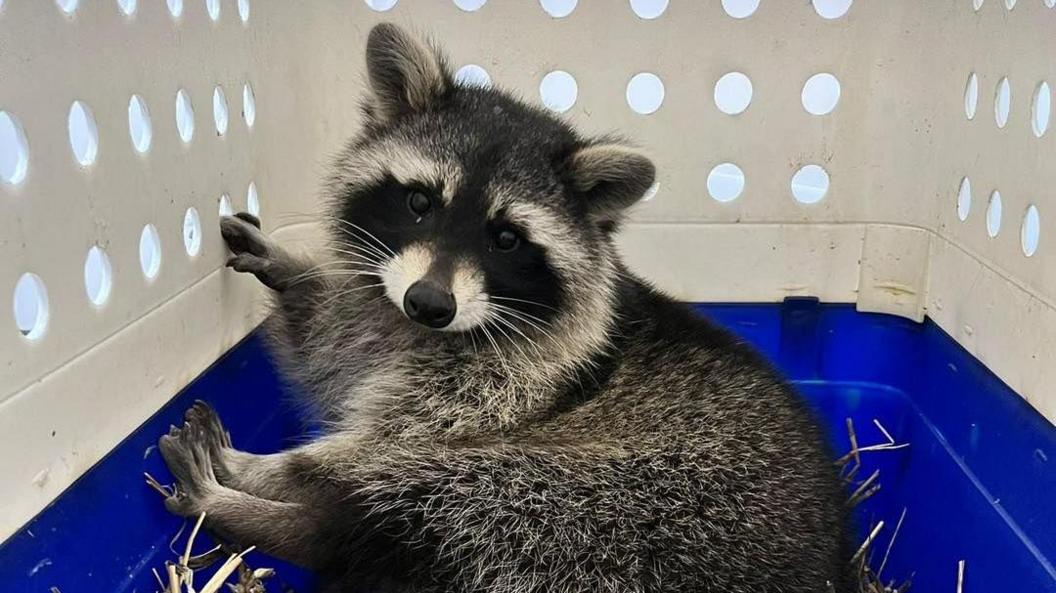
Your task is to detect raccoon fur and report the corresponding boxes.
[159,22,853,593]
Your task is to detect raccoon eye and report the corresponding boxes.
[494,229,521,252]
[407,191,433,217]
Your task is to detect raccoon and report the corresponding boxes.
[159,22,853,593]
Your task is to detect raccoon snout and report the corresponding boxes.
[404,281,457,329]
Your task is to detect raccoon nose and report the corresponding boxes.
[403,281,457,329]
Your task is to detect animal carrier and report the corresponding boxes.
[1,1,1054,591]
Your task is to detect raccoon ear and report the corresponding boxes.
[365,23,451,122]
[566,143,656,226]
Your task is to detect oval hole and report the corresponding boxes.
[707,163,745,202]
[167,0,183,18]
[68,101,99,167]
[238,0,249,22]
[364,0,397,10]
[176,89,195,143]
[540,71,578,113]
[1022,205,1040,256]
[987,190,1003,238]
[812,0,852,19]
[128,95,152,154]
[84,246,113,307]
[247,182,260,217]
[995,77,1011,129]
[219,193,234,217]
[714,72,753,115]
[629,0,667,19]
[455,65,492,89]
[213,86,229,136]
[243,83,256,128]
[1032,81,1050,137]
[117,0,136,15]
[791,165,830,204]
[957,177,971,221]
[965,72,979,120]
[13,273,49,340]
[0,111,30,185]
[454,0,486,10]
[626,73,665,115]
[140,224,162,280]
[540,0,576,17]
[183,207,202,257]
[802,73,841,115]
[206,0,220,20]
[642,182,659,202]
[722,0,760,18]
[56,0,78,14]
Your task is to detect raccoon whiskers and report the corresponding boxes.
[489,295,560,314]
[325,216,396,258]
[328,245,389,271]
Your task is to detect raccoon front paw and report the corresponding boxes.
[220,214,295,292]
[158,420,222,518]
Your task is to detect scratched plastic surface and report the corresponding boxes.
[1,301,1053,592]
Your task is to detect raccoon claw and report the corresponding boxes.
[158,419,219,518]
[183,401,235,483]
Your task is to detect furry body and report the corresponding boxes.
[160,23,851,593]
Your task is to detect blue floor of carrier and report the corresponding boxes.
[1,301,1054,592]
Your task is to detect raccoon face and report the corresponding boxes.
[327,24,654,342]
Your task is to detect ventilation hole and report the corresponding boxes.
[68,101,99,167]
[802,73,841,115]
[957,177,971,221]
[176,89,195,143]
[1005,0,1016,8]
[139,224,162,280]
[626,73,665,115]
[56,0,78,14]
[629,0,667,19]
[84,246,113,307]
[243,83,256,128]
[995,77,1011,129]
[812,0,852,18]
[1022,205,1040,256]
[721,0,759,18]
[713,72,753,115]
[540,0,576,17]
[183,207,202,257]
[247,182,260,216]
[219,193,233,217]
[0,111,30,185]
[117,0,136,15]
[1046,0,1055,7]
[364,0,397,10]
[642,182,659,202]
[13,273,49,340]
[206,0,220,20]
[973,0,984,9]
[965,72,979,120]
[455,65,492,89]
[1032,81,1050,137]
[454,0,486,10]
[238,0,249,22]
[986,190,1002,238]
[213,86,229,136]
[128,95,152,154]
[791,165,830,204]
[540,71,578,113]
[167,0,182,18]
[707,163,745,202]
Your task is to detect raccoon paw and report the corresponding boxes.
[158,421,221,517]
[221,213,270,258]
[183,400,235,480]
[220,214,300,292]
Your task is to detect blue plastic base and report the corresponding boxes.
[1,301,1053,592]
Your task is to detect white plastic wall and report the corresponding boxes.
[1,0,1054,540]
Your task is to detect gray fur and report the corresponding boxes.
[160,23,851,593]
